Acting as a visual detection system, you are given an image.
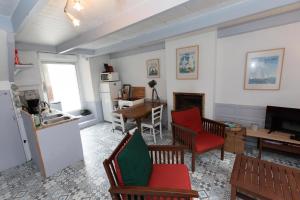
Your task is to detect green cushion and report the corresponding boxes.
[117,131,152,186]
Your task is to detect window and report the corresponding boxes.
[43,63,81,112]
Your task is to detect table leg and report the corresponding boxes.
[258,138,262,159]
[231,186,237,200]
[135,118,142,132]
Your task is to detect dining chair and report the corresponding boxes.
[111,113,137,134]
[141,105,163,143]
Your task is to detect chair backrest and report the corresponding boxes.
[112,112,125,132]
[152,105,163,125]
[171,107,203,133]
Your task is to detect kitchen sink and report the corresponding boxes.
[43,116,71,125]
[43,113,63,120]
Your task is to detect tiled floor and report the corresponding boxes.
[1,123,300,200]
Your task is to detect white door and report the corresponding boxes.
[109,81,121,99]
[101,93,113,122]
[100,82,110,93]
[0,91,27,171]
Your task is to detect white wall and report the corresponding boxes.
[0,30,8,81]
[111,49,166,100]
[216,22,300,108]
[165,30,217,119]
[14,51,42,86]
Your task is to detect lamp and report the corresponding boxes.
[64,0,81,27]
[65,11,80,27]
[73,0,83,11]
[148,80,160,103]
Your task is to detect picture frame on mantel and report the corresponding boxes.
[146,59,160,78]
[176,45,199,80]
[244,48,285,90]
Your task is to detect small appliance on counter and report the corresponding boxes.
[100,72,119,82]
[27,99,40,114]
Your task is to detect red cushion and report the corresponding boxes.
[148,164,191,190]
[195,132,224,153]
[172,107,203,132]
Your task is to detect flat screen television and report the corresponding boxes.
[265,106,300,139]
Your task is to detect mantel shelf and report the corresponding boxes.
[14,64,34,75]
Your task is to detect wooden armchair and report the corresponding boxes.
[103,134,199,200]
[171,107,226,172]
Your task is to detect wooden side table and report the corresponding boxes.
[224,127,246,154]
[230,154,300,200]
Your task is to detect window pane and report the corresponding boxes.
[44,63,81,112]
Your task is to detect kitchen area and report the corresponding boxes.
[0,81,83,177]
[0,50,165,178]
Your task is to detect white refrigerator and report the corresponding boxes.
[0,90,28,171]
[100,81,121,122]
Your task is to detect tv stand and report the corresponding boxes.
[246,129,300,158]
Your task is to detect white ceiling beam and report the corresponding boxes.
[15,42,57,53]
[93,0,300,56]
[11,0,49,32]
[218,9,300,38]
[0,16,13,32]
[15,42,95,56]
[109,42,165,59]
[65,48,95,55]
[56,0,189,53]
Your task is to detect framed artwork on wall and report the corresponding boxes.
[146,59,160,78]
[176,45,199,80]
[244,48,285,90]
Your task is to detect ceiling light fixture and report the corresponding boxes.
[73,0,83,11]
[65,12,80,27]
[64,0,81,27]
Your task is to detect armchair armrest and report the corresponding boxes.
[148,145,185,164]
[171,122,198,151]
[202,118,225,138]
[110,186,199,199]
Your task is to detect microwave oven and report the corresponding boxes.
[100,72,119,82]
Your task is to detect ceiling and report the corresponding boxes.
[0,0,19,17]
[79,0,241,50]
[16,0,153,46]
[15,0,194,46]
[11,0,300,55]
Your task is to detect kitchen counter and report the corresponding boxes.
[21,110,83,177]
[36,117,78,130]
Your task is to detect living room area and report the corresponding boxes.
[1,0,300,200]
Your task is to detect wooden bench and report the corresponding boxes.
[230,154,300,200]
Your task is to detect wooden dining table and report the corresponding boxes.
[114,101,166,132]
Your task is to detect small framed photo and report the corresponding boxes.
[244,48,285,90]
[146,59,160,78]
[176,45,199,80]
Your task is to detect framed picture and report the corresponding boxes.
[244,48,285,90]
[176,45,199,80]
[146,59,160,78]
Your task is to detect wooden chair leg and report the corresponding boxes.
[221,146,224,160]
[192,152,195,172]
[159,123,162,139]
[231,186,237,200]
[151,128,156,144]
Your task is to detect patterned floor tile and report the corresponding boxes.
[0,122,299,200]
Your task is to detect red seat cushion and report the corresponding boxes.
[195,132,224,153]
[171,107,203,132]
[148,164,191,190]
